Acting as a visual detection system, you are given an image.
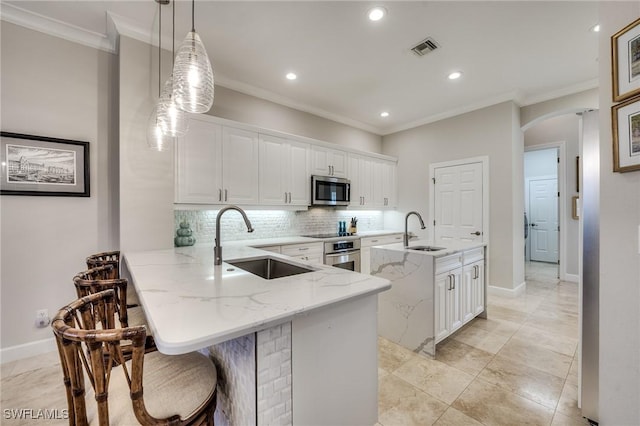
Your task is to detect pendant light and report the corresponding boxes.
[172,0,214,113]
[147,0,174,151]
[157,0,189,137]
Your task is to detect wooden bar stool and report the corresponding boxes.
[86,251,140,306]
[74,265,155,353]
[52,289,217,426]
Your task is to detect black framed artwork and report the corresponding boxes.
[0,132,90,197]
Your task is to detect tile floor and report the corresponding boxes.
[1,261,586,426]
[378,261,589,426]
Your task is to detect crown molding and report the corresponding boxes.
[519,78,599,107]
[215,74,382,135]
[0,2,115,53]
[380,91,521,136]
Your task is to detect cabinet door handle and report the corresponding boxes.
[470,231,481,236]
[288,192,292,203]
[447,275,452,291]
[219,189,222,202]
[224,189,228,201]
[298,247,309,251]
[371,240,378,243]
[452,274,456,290]
[285,192,288,203]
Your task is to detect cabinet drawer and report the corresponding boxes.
[361,234,403,247]
[259,245,281,254]
[435,253,463,274]
[281,243,324,257]
[463,247,484,265]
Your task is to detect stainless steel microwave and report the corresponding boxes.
[311,175,351,206]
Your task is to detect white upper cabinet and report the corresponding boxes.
[222,127,260,204]
[311,146,347,178]
[175,116,223,204]
[175,117,259,205]
[348,155,397,209]
[259,134,310,206]
[175,115,396,209]
[348,154,373,207]
[381,160,397,209]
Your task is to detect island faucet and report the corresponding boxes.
[214,205,254,265]
[404,211,426,247]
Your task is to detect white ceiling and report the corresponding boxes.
[3,1,600,135]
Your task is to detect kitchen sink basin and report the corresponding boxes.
[407,245,446,252]
[228,257,315,280]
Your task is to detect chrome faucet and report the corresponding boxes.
[404,211,426,247]
[214,205,254,265]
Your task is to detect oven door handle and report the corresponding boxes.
[325,250,360,258]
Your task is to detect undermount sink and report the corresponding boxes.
[228,257,315,280]
[407,245,446,252]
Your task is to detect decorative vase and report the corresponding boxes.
[175,221,196,247]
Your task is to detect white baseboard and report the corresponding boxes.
[0,337,57,364]
[563,273,579,283]
[488,281,527,298]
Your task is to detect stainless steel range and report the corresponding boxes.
[302,234,361,272]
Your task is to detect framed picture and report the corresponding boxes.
[612,96,640,173]
[612,17,640,102]
[0,132,90,196]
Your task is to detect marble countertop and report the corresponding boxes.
[123,244,391,355]
[373,239,486,257]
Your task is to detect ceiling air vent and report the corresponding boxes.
[411,37,439,56]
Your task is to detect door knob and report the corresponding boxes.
[530,223,537,227]
[470,231,481,236]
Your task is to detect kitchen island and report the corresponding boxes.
[123,244,390,426]
[371,240,487,358]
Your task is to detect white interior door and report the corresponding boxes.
[434,162,483,243]
[529,178,559,263]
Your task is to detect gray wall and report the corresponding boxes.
[381,101,524,291]
[598,2,640,422]
[0,23,118,350]
[524,114,580,276]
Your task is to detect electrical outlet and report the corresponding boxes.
[35,309,50,328]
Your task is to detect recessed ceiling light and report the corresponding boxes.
[368,7,386,21]
[448,71,462,80]
[591,24,600,32]
[286,72,297,80]
[380,111,390,118]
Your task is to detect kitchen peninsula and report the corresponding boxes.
[123,243,390,426]
[371,240,487,358]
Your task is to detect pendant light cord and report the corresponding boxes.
[172,0,176,58]
[191,0,195,32]
[158,1,162,97]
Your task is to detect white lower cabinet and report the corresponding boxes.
[280,242,324,264]
[360,234,404,274]
[434,253,463,343]
[435,247,485,344]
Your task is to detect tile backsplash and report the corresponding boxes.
[174,208,384,244]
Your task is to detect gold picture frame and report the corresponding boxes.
[612,17,640,102]
[612,96,640,172]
